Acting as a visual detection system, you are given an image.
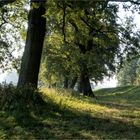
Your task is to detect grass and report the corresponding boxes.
[0,85,140,139]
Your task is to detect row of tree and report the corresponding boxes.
[0,0,140,97]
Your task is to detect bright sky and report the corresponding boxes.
[0,3,140,88]
[0,70,18,84]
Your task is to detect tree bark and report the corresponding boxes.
[79,66,95,97]
[63,76,69,89]
[69,76,78,89]
[77,41,95,97]
[17,1,46,88]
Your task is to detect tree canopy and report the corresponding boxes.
[0,0,140,96]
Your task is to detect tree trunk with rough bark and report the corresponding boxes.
[63,76,69,88]
[69,76,78,89]
[18,1,46,88]
[79,65,95,97]
[77,42,95,97]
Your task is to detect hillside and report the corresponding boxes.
[0,86,140,139]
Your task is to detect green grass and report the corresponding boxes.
[0,85,140,139]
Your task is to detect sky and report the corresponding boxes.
[0,70,18,84]
[0,3,140,88]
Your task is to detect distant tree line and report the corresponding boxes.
[117,56,140,86]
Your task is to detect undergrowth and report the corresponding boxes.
[0,83,45,112]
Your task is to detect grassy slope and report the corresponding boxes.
[0,86,140,139]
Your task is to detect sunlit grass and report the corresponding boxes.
[0,85,140,139]
[41,88,119,117]
[42,87,140,124]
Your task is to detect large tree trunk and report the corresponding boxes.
[17,1,46,88]
[77,41,95,97]
[79,66,95,97]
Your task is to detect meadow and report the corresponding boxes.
[0,85,140,139]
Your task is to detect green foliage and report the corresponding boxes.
[116,16,140,86]
[117,58,138,86]
[40,1,140,89]
[40,1,121,87]
[1,0,140,88]
[0,0,28,72]
[117,57,140,86]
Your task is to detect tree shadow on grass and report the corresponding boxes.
[1,93,140,139]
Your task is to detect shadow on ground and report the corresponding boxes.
[0,93,140,140]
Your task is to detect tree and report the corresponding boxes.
[1,0,140,91]
[17,1,46,88]
[117,16,140,86]
[0,0,46,88]
[39,1,120,97]
[117,58,138,86]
